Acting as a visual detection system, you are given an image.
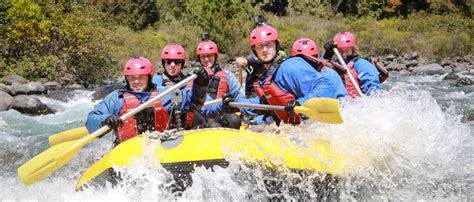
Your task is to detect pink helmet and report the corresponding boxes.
[161,44,186,60]
[123,57,153,76]
[291,38,319,56]
[249,25,280,46]
[333,32,356,48]
[196,40,219,55]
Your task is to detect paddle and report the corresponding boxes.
[333,47,363,96]
[17,74,198,186]
[48,127,88,147]
[48,98,224,146]
[202,97,343,124]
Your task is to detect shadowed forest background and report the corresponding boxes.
[0,0,472,86]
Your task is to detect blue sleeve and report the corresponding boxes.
[225,70,246,102]
[274,57,337,104]
[85,90,123,133]
[198,95,225,118]
[152,75,163,87]
[354,59,382,95]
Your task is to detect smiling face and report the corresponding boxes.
[199,53,216,68]
[253,41,277,64]
[164,59,183,76]
[339,47,354,59]
[126,74,149,92]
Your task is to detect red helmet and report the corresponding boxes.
[249,25,280,46]
[196,40,219,55]
[291,38,319,57]
[333,32,356,48]
[123,57,153,76]
[160,44,186,60]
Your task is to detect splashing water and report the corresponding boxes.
[0,75,472,200]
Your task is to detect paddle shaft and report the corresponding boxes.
[230,102,285,111]
[333,48,363,96]
[90,74,199,138]
[202,99,286,111]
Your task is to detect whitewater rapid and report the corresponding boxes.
[0,74,472,200]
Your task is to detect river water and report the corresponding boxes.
[0,73,472,200]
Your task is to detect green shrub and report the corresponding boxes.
[181,0,260,57]
[0,1,114,85]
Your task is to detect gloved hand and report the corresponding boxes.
[323,40,337,60]
[101,114,123,130]
[284,100,300,115]
[194,67,210,87]
[222,94,240,113]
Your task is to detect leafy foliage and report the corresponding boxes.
[0,1,114,85]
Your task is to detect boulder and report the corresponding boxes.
[1,75,27,85]
[25,82,46,94]
[10,82,29,95]
[11,95,55,115]
[442,72,460,81]
[454,77,473,87]
[0,84,10,94]
[385,54,397,62]
[44,82,61,90]
[405,60,418,67]
[412,63,447,75]
[453,64,468,73]
[0,91,13,111]
[66,84,84,89]
[92,83,126,101]
[386,62,407,71]
[440,60,453,67]
[403,52,419,61]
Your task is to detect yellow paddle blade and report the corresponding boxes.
[295,98,343,124]
[49,127,89,147]
[17,134,96,186]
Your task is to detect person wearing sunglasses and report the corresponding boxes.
[152,44,221,130]
[85,56,216,145]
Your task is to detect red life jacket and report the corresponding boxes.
[160,76,194,129]
[117,92,169,142]
[329,61,362,98]
[253,70,301,125]
[204,65,229,99]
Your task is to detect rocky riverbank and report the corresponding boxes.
[1,54,472,116]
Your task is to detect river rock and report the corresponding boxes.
[385,54,397,62]
[442,72,460,81]
[0,91,13,111]
[66,84,84,89]
[1,75,27,85]
[92,83,126,100]
[11,95,55,115]
[405,60,418,67]
[453,64,468,73]
[440,60,453,67]
[0,84,10,94]
[403,52,419,61]
[44,81,61,90]
[10,82,29,95]
[386,62,407,71]
[25,82,46,94]
[453,77,472,87]
[412,63,446,75]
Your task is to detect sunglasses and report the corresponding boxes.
[165,60,183,65]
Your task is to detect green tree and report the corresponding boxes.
[181,0,261,57]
